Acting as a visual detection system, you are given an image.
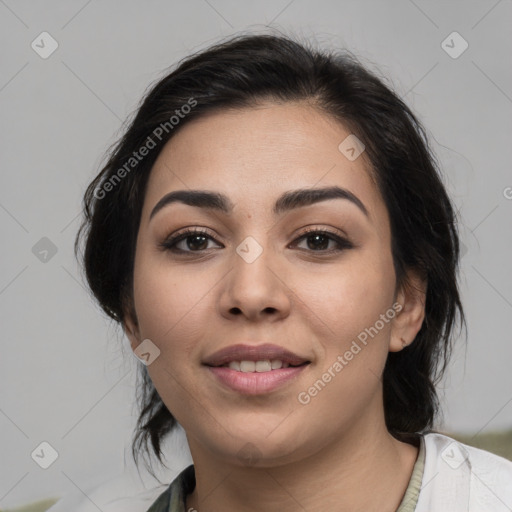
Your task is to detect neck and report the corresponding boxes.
[185,398,419,512]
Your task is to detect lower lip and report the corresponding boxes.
[206,365,309,395]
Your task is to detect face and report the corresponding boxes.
[124,101,425,467]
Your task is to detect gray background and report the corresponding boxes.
[1,0,511,507]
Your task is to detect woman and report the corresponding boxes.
[74,32,512,511]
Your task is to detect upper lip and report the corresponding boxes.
[203,343,310,367]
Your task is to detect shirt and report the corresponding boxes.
[45,432,512,511]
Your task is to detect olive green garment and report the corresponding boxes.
[0,497,59,512]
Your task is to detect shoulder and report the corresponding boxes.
[423,431,512,479]
[415,432,512,512]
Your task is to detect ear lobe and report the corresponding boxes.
[389,269,427,352]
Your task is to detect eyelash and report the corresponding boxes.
[158,226,353,255]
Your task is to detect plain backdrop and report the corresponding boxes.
[1,0,511,507]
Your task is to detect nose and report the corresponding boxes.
[217,238,291,322]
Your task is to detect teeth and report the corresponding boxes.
[240,361,256,372]
[225,359,291,372]
[255,360,271,372]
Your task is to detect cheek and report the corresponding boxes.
[304,253,397,387]
[310,252,395,331]
[131,258,213,420]
[295,262,396,423]
[131,252,212,357]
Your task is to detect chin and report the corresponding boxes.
[201,424,312,468]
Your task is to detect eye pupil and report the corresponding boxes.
[187,235,208,251]
[307,234,329,250]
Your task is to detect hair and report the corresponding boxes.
[75,30,467,477]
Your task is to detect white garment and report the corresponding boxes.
[415,433,512,511]
[47,432,512,512]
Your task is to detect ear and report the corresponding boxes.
[122,306,141,352]
[389,268,427,352]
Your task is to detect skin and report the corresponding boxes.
[124,101,427,512]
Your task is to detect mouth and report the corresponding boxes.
[202,343,311,369]
[214,359,309,372]
[202,343,311,395]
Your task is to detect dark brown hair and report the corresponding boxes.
[75,30,466,477]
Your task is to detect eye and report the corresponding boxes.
[158,228,222,254]
[291,227,353,253]
[159,226,353,255]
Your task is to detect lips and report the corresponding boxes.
[202,343,310,368]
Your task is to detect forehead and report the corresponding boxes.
[142,101,385,224]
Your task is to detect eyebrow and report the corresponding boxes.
[149,186,369,221]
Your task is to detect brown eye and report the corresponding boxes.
[159,227,353,256]
[159,229,222,253]
[293,229,353,253]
